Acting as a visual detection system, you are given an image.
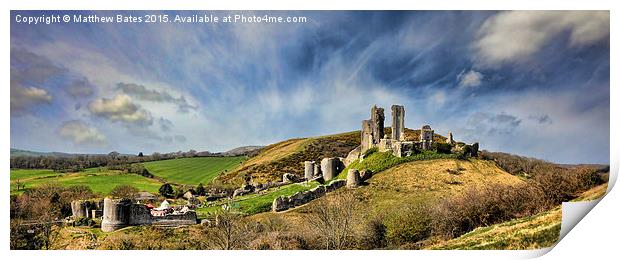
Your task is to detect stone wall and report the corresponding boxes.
[152,211,198,226]
[71,199,103,219]
[272,180,346,212]
[344,146,361,166]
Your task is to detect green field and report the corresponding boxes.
[10,169,163,195]
[142,156,246,185]
[10,169,61,180]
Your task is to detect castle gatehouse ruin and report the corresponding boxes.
[69,198,198,232]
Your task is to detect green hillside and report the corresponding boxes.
[142,156,247,185]
[10,168,162,195]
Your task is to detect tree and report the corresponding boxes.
[305,192,357,249]
[138,152,143,157]
[205,201,253,249]
[159,183,174,198]
[110,185,139,199]
[196,183,206,196]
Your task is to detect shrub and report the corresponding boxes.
[158,183,174,198]
[430,183,549,239]
[384,203,432,246]
[110,185,139,199]
[432,142,453,154]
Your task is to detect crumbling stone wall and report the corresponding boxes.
[71,199,103,219]
[152,211,198,226]
[344,146,361,166]
[272,180,346,212]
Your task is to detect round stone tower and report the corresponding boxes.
[347,169,361,188]
[101,198,132,232]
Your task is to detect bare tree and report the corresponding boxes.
[305,192,357,249]
[205,201,253,250]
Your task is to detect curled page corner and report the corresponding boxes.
[559,199,604,240]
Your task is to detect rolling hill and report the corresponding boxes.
[217,128,446,185]
[142,156,247,185]
[10,168,163,195]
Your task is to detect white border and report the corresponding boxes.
[3,1,617,259]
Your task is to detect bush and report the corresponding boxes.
[384,203,432,246]
[479,151,547,176]
[432,142,453,154]
[430,183,549,239]
[73,217,96,227]
[159,183,174,198]
[110,185,139,199]
[531,164,605,205]
[196,183,206,196]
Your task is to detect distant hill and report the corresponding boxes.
[220,146,265,157]
[10,148,133,158]
[11,148,77,158]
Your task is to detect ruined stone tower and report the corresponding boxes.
[391,105,405,141]
[448,132,454,144]
[360,120,373,154]
[304,161,315,180]
[101,198,132,232]
[370,105,385,145]
[420,125,434,150]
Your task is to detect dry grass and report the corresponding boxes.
[242,138,308,168]
[250,159,523,235]
[427,182,609,250]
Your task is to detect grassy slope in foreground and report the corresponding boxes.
[143,156,246,185]
[428,183,609,250]
[251,158,524,234]
[10,168,163,195]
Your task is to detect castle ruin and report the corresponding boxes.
[70,198,199,232]
[347,104,440,161]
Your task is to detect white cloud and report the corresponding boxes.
[10,81,52,113]
[474,11,609,66]
[457,70,484,88]
[59,120,106,146]
[88,94,153,125]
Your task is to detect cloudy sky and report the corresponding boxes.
[10,11,609,164]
